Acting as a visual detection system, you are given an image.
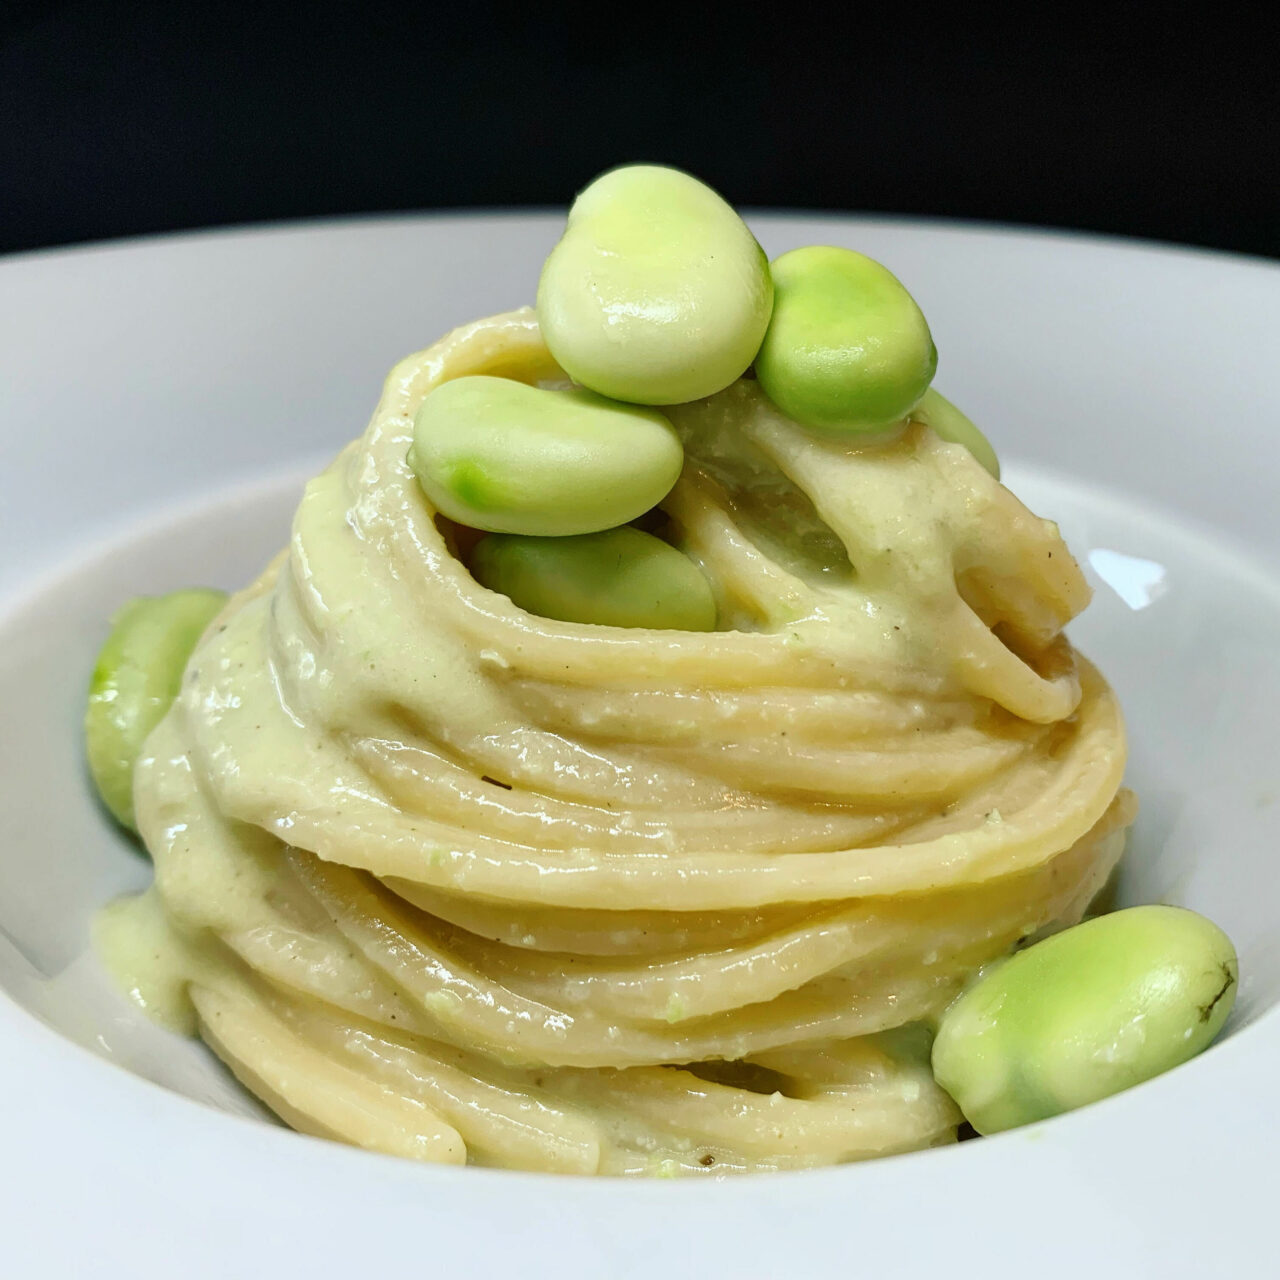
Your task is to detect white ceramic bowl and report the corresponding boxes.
[1,214,1277,1279]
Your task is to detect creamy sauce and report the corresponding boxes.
[95,889,198,1035]
[98,309,1131,1174]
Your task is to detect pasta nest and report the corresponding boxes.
[131,311,1133,1174]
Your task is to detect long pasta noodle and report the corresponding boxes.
[110,309,1133,1175]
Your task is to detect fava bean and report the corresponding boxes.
[85,588,227,830]
[537,165,773,405]
[409,376,684,536]
[912,388,1000,478]
[931,905,1238,1134]
[471,527,717,631]
[755,245,936,433]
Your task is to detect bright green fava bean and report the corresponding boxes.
[911,387,1001,479]
[931,905,1238,1135]
[471,527,717,631]
[409,376,684,536]
[536,164,774,405]
[85,588,227,831]
[755,245,937,433]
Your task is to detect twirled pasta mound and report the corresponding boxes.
[114,310,1133,1175]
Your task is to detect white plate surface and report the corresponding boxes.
[1,213,1277,1279]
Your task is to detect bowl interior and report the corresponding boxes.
[0,458,1277,1123]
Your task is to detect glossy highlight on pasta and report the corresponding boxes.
[98,309,1134,1174]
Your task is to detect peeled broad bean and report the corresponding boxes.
[912,388,1000,478]
[755,245,936,433]
[85,588,227,830]
[408,376,684,536]
[536,164,773,405]
[931,905,1238,1135]
[471,526,717,631]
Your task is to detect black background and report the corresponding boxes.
[2,1,1278,259]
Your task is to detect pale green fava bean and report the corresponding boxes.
[85,588,228,831]
[931,905,1238,1135]
[471,527,717,631]
[911,388,1001,479]
[536,164,774,405]
[755,245,937,433]
[408,376,684,536]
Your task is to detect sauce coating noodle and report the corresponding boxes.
[101,310,1133,1174]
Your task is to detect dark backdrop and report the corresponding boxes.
[2,1,1277,259]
